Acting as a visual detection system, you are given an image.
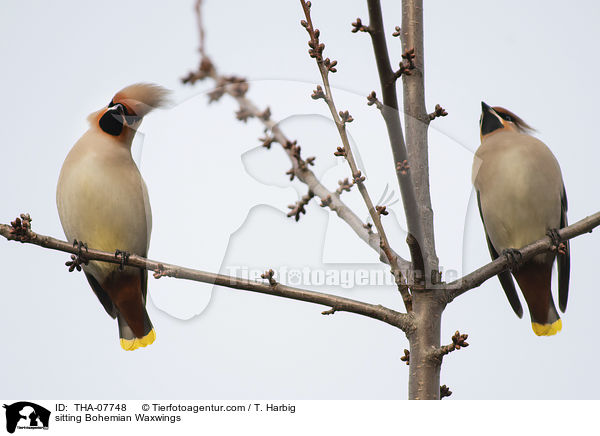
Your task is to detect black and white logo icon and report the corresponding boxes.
[3,402,50,434]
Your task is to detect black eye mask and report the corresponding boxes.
[99,102,141,136]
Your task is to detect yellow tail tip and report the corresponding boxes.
[532,319,562,336]
[120,329,156,351]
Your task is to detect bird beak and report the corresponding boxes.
[479,101,503,136]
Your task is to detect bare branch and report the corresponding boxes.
[445,210,600,301]
[300,0,411,311]
[243,87,408,270]
[194,0,207,58]
[401,0,439,277]
[0,218,415,332]
[364,0,429,278]
[182,11,411,277]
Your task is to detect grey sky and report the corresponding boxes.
[1,1,599,399]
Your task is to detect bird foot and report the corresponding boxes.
[546,228,561,246]
[66,239,89,272]
[502,248,522,272]
[115,249,130,271]
[546,228,567,255]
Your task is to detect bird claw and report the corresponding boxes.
[557,242,567,255]
[546,228,561,246]
[502,248,522,272]
[114,249,130,271]
[66,239,88,272]
[546,228,567,255]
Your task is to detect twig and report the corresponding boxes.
[429,330,469,361]
[300,0,412,311]
[393,49,416,79]
[335,178,354,195]
[366,91,383,110]
[194,0,207,58]
[0,218,414,332]
[287,190,315,221]
[428,104,448,120]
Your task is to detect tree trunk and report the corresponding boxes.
[408,291,445,399]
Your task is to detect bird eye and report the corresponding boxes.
[504,115,513,122]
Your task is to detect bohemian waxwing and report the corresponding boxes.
[56,83,169,350]
[473,102,570,336]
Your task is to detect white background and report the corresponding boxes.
[1,0,599,399]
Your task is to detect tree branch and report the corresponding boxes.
[299,0,411,311]
[363,0,429,282]
[400,0,439,279]
[445,211,600,301]
[183,1,412,288]
[0,218,415,332]
[196,72,410,272]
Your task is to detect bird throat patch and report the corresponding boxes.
[99,108,124,136]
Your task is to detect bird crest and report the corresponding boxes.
[491,106,535,133]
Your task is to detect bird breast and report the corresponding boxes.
[473,131,563,252]
[56,130,152,276]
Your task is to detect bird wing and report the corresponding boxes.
[558,186,570,312]
[477,190,524,318]
[84,272,117,318]
[141,268,148,303]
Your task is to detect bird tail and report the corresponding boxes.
[118,309,155,351]
[513,259,562,336]
[531,296,561,336]
[532,317,562,336]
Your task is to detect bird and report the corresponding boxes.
[56,83,169,350]
[472,101,570,336]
